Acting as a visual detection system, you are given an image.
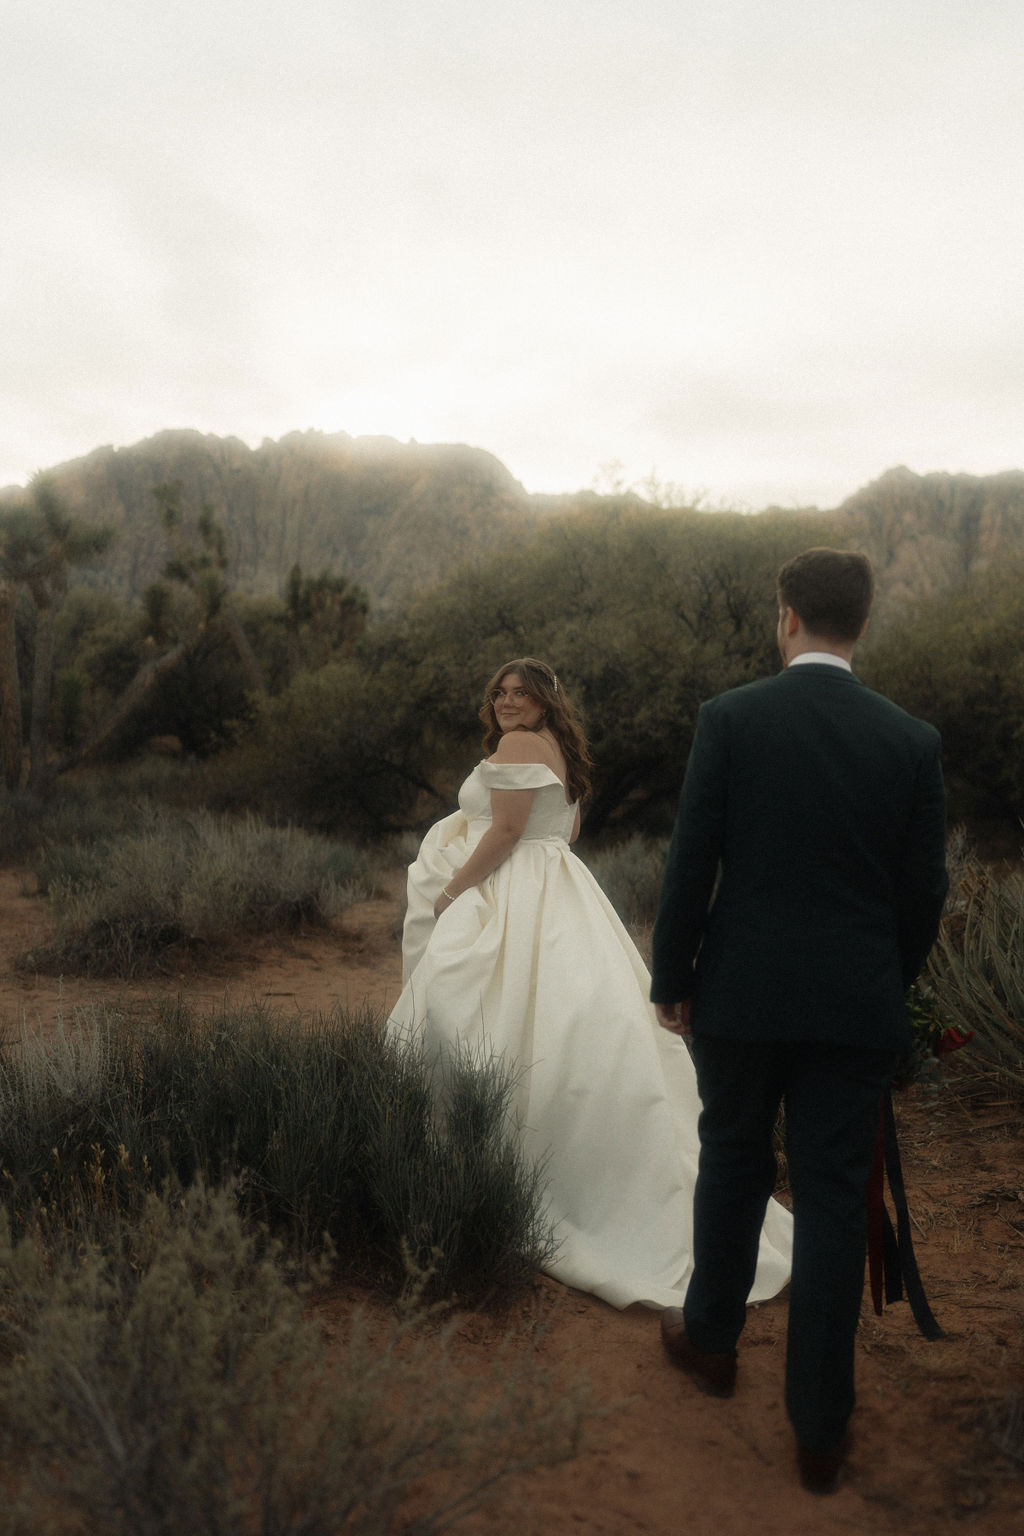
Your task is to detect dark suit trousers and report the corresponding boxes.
[683,1037,896,1451]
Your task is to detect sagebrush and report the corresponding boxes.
[578,834,669,930]
[0,1183,591,1536]
[21,807,379,976]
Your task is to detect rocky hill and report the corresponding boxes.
[3,432,1023,614]
[834,464,1024,605]
[0,429,550,611]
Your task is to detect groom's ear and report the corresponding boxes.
[781,606,800,638]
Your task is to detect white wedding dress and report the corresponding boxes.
[388,760,792,1310]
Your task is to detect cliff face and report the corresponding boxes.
[0,428,543,610]
[834,466,1024,610]
[3,432,1023,615]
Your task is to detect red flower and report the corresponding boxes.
[934,1026,974,1057]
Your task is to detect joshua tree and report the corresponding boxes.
[0,477,113,789]
[153,482,268,697]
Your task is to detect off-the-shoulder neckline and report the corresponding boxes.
[478,758,573,805]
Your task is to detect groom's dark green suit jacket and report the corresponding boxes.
[650,662,949,1051]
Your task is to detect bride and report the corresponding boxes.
[388,657,792,1310]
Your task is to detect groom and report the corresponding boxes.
[650,547,948,1493]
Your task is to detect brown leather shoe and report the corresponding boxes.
[660,1308,737,1397]
[797,1435,849,1494]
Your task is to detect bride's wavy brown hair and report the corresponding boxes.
[479,657,593,804]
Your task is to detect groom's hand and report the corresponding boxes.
[655,1000,692,1038]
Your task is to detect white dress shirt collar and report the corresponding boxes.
[788,652,852,672]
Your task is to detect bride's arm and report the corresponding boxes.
[433,788,533,915]
[432,734,544,917]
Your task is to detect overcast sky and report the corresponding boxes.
[3,0,1021,509]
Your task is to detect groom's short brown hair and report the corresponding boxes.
[777,548,874,643]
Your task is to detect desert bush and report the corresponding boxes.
[0,1183,590,1536]
[0,1003,556,1301]
[862,561,1024,827]
[22,808,379,976]
[204,659,422,837]
[363,1034,555,1295]
[0,760,219,877]
[578,834,669,930]
[0,782,145,867]
[926,854,1024,1095]
[34,833,117,896]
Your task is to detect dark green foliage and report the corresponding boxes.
[0,1002,557,1302]
[0,476,115,788]
[896,983,958,1091]
[9,438,1024,845]
[52,665,88,748]
[204,658,432,837]
[364,1037,553,1295]
[49,564,366,767]
[114,621,259,757]
[54,585,148,706]
[224,503,839,836]
[283,562,369,667]
[862,561,1024,825]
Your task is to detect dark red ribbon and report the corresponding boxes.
[866,1090,943,1340]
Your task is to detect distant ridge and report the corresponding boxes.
[833,464,1024,607]
[2,431,1022,611]
[0,428,549,610]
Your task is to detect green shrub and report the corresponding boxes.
[577,834,669,930]
[21,809,379,976]
[0,784,142,867]
[0,1002,556,1302]
[863,562,1024,827]
[0,1184,591,1536]
[364,1035,555,1296]
[205,660,430,838]
[926,854,1024,1095]
[0,761,210,866]
[34,834,116,895]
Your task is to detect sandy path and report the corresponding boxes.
[0,866,403,1040]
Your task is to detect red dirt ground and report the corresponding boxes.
[2,867,1022,1534]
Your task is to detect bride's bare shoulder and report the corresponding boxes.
[489,731,556,766]
[488,731,567,785]
[489,732,545,763]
